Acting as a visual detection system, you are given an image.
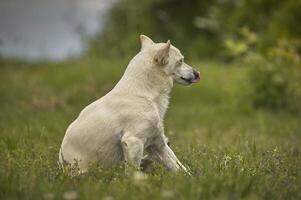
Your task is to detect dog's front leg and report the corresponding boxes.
[154,145,190,174]
[121,133,144,169]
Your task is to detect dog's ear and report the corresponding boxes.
[140,34,154,50]
[154,40,171,66]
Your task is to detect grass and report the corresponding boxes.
[0,58,300,200]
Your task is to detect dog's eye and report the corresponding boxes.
[177,58,183,65]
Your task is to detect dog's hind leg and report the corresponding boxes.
[121,133,144,169]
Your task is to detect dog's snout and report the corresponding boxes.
[193,70,200,79]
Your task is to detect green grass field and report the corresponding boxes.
[0,59,300,200]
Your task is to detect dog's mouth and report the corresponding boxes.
[180,70,200,84]
[180,75,200,84]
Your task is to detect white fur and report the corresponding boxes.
[59,35,199,173]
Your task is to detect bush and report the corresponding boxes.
[246,39,301,112]
[250,39,301,112]
[224,28,301,113]
[89,0,301,60]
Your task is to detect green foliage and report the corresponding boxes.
[223,27,258,59]
[1,60,301,199]
[89,0,166,59]
[246,40,301,112]
[89,0,301,60]
[224,27,301,113]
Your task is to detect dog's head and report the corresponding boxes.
[140,35,200,85]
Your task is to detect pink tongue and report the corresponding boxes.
[191,77,200,83]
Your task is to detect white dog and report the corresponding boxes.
[59,35,200,173]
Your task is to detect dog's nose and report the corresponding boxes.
[193,70,200,80]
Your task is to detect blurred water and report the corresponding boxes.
[0,0,115,60]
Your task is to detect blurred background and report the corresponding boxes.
[0,0,301,199]
[1,0,300,112]
[0,0,114,60]
[1,0,300,60]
